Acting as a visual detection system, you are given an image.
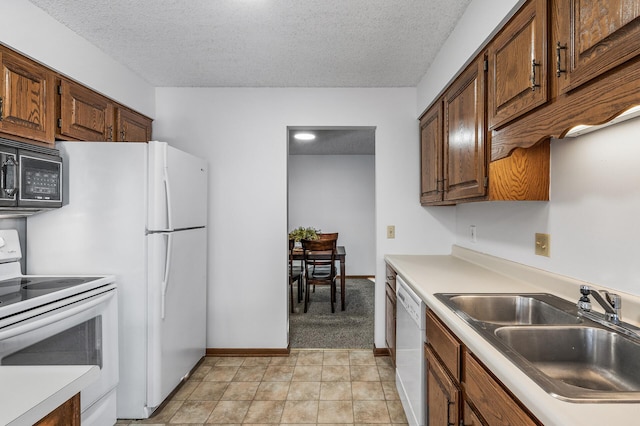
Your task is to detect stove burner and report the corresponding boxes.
[22,278,90,291]
[0,276,102,310]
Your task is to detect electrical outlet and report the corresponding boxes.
[535,233,550,257]
[387,225,395,239]
[470,225,477,243]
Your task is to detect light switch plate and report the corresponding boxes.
[387,225,395,239]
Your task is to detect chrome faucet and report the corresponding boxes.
[578,285,622,324]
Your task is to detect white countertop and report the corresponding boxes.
[0,365,99,426]
[385,246,640,426]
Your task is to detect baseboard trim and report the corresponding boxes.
[373,344,391,357]
[206,347,290,357]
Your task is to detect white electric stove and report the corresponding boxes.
[0,229,118,426]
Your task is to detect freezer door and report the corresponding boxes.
[148,141,208,231]
[147,228,207,410]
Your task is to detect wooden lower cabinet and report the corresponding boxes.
[35,393,81,426]
[463,401,485,426]
[425,344,460,425]
[385,263,397,364]
[425,309,541,426]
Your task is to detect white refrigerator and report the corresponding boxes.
[26,141,208,419]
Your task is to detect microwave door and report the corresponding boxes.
[0,148,18,207]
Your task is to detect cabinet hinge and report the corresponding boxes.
[484,176,489,187]
[57,118,62,128]
[483,59,488,72]
[57,85,62,95]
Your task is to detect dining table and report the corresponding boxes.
[291,246,347,311]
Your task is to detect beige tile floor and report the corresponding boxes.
[116,349,408,425]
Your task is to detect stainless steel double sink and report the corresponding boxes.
[435,293,640,402]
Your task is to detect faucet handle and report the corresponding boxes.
[578,285,591,311]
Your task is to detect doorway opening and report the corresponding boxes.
[287,126,376,349]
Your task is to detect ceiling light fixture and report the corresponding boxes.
[293,132,316,141]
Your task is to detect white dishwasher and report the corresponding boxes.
[395,275,426,426]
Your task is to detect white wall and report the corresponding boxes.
[153,88,455,349]
[0,0,155,117]
[288,155,375,276]
[456,118,640,296]
[419,0,640,298]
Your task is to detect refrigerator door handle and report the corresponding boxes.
[160,232,173,320]
[162,143,173,231]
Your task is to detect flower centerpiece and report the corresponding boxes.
[288,226,320,243]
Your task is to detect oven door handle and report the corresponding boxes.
[0,291,114,341]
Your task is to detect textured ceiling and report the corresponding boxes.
[28,0,472,87]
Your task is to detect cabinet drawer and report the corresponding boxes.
[426,310,461,380]
[464,352,540,426]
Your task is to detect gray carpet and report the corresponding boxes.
[289,278,374,349]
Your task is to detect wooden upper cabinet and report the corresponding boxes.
[0,47,55,145]
[443,56,487,202]
[58,78,114,141]
[554,0,640,94]
[487,0,548,129]
[420,101,443,204]
[116,107,152,142]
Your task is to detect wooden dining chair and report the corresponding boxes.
[302,238,337,313]
[310,233,339,292]
[289,239,303,313]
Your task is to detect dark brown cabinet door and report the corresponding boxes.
[385,282,396,364]
[58,78,114,141]
[420,101,443,205]
[463,401,486,426]
[116,108,152,142]
[443,56,487,202]
[35,393,81,426]
[425,344,459,426]
[555,0,640,94]
[487,0,548,129]
[0,47,55,145]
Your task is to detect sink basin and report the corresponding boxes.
[443,294,582,325]
[435,292,640,401]
[495,326,640,400]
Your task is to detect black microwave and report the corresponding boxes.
[0,140,63,213]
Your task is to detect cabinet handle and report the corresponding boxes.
[0,96,3,121]
[120,128,126,141]
[531,59,540,91]
[556,42,567,77]
[107,125,113,141]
